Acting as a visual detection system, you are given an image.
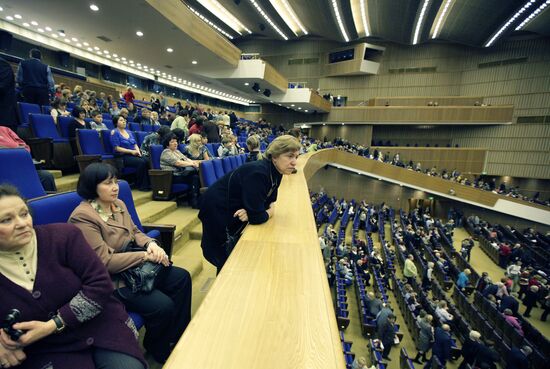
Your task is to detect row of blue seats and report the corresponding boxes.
[199,155,248,188]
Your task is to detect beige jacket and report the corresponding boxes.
[69,199,153,275]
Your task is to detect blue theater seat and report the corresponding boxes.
[221,157,232,173]
[199,160,217,187]
[0,148,46,199]
[28,114,75,170]
[229,156,239,170]
[129,122,141,131]
[134,131,149,147]
[57,116,73,138]
[102,113,112,121]
[17,102,41,127]
[142,124,153,132]
[41,105,52,115]
[103,119,114,130]
[148,145,189,200]
[29,114,67,143]
[212,159,224,178]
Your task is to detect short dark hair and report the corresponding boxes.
[51,97,66,109]
[0,184,24,201]
[29,48,41,59]
[90,110,102,118]
[162,133,178,148]
[71,106,86,118]
[171,128,185,142]
[77,163,118,200]
[177,110,188,117]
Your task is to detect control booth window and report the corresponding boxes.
[329,49,355,64]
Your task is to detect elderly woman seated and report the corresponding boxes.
[68,163,192,364]
[0,184,146,369]
[160,134,201,208]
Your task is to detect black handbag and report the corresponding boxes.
[223,171,247,257]
[117,242,170,295]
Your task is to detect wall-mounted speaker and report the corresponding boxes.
[57,51,70,68]
[101,65,112,80]
[259,23,266,31]
[252,83,260,92]
[0,31,13,51]
[263,89,271,97]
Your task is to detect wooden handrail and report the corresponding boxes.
[164,153,346,369]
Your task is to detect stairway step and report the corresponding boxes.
[136,201,177,224]
[47,170,63,179]
[153,208,200,253]
[55,174,79,193]
[131,190,152,207]
[190,223,202,240]
[171,239,204,280]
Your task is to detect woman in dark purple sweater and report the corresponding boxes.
[0,185,145,369]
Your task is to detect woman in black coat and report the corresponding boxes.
[198,135,301,273]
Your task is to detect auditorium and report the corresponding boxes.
[0,0,549,368]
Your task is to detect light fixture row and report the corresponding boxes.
[197,0,252,35]
[485,0,537,47]
[431,0,453,39]
[412,0,430,45]
[249,0,289,40]
[1,6,254,105]
[187,6,235,39]
[515,0,550,30]
[268,0,308,36]
[331,0,350,42]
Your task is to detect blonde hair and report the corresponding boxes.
[246,135,263,160]
[264,135,301,159]
[187,134,202,157]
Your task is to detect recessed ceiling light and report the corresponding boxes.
[23,22,30,27]
[298,107,302,109]
[71,37,78,42]
[94,46,100,50]
[83,42,89,46]
[87,47,92,51]
[305,109,309,112]
[123,61,128,64]
[106,55,111,58]
[76,43,82,47]
[113,53,118,57]
[65,38,71,43]
[136,31,143,37]
[192,60,198,64]
[6,16,14,21]
[37,28,44,33]
[45,26,52,32]
[31,21,38,26]
[90,4,99,11]
[14,14,22,19]
[51,33,58,38]
[244,82,249,86]
[291,104,295,107]
[103,50,109,54]
[58,31,65,37]
[0,6,3,11]
[121,57,126,61]
[137,63,141,66]
[166,48,173,53]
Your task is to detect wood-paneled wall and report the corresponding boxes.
[310,124,373,143]
[367,96,484,106]
[326,106,514,123]
[369,147,487,175]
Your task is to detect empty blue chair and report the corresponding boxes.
[102,113,112,121]
[134,131,149,147]
[17,102,41,127]
[84,118,93,124]
[128,122,141,131]
[212,159,224,179]
[221,157,232,173]
[229,156,239,170]
[152,125,160,132]
[148,145,189,200]
[177,144,187,154]
[103,119,114,130]
[211,143,221,156]
[76,129,114,160]
[41,105,52,115]
[142,124,153,132]
[0,148,46,199]
[100,130,115,154]
[29,114,67,143]
[260,142,267,151]
[57,116,74,138]
[199,160,217,187]
[205,143,216,157]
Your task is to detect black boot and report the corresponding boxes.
[413,352,423,364]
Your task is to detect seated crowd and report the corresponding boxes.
[314,192,549,369]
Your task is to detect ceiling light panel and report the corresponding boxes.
[187,6,235,39]
[269,0,308,36]
[430,0,454,39]
[331,0,349,42]
[515,0,550,30]
[197,0,252,35]
[485,0,537,47]
[249,0,289,40]
[412,0,430,45]
[350,0,370,37]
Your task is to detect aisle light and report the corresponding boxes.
[332,0,349,42]
[359,0,370,36]
[431,0,454,39]
[249,0,289,40]
[269,0,308,36]
[485,0,536,47]
[197,0,252,35]
[412,0,430,45]
[515,0,550,30]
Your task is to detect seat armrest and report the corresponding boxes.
[27,137,53,167]
[142,223,176,257]
[75,155,102,173]
[148,169,174,201]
